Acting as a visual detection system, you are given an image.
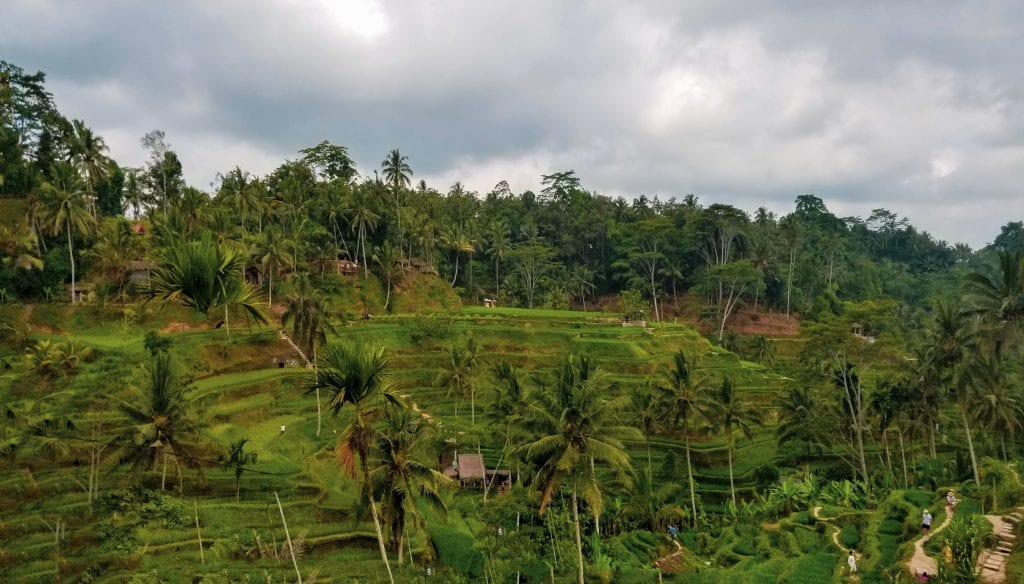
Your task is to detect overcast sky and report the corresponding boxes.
[3,0,1022,247]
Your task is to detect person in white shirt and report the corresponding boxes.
[847,550,857,574]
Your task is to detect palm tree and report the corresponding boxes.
[347,190,380,278]
[964,250,1024,350]
[381,149,412,255]
[435,338,479,423]
[630,378,661,472]
[484,221,511,296]
[252,227,294,308]
[702,377,760,506]
[109,352,201,491]
[223,437,257,501]
[42,161,95,304]
[373,241,402,311]
[657,350,710,528]
[868,379,910,487]
[148,232,269,339]
[969,355,1024,461]
[518,355,642,584]
[307,343,401,584]
[282,276,336,437]
[776,385,831,477]
[441,225,474,287]
[567,265,596,312]
[370,407,451,564]
[67,119,109,216]
[926,299,981,485]
[779,216,802,318]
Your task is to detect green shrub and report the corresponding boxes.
[838,522,861,549]
[428,526,483,577]
[903,489,934,509]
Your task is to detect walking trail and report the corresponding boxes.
[653,538,685,573]
[906,507,953,577]
[813,506,861,580]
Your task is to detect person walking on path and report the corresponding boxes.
[921,509,933,538]
[945,491,957,512]
[847,550,858,574]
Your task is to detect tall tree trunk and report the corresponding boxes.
[162,452,168,490]
[960,405,981,486]
[651,275,660,322]
[928,415,937,458]
[495,259,500,296]
[897,424,909,488]
[67,219,76,305]
[571,482,585,584]
[727,433,736,507]
[685,431,698,529]
[224,304,231,342]
[1001,434,1008,462]
[274,492,303,584]
[362,455,395,584]
[451,254,460,287]
[883,430,892,474]
[786,250,795,318]
[315,387,322,438]
[267,269,273,309]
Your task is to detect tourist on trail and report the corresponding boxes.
[921,509,933,535]
[847,550,857,574]
[945,491,957,511]
[668,525,678,540]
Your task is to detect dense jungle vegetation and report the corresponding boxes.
[2,61,1024,583]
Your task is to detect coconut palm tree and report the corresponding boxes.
[702,377,760,506]
[484,220,511,296]
[67,119,109,216]
[282,276,336,437]
[252,226,293,308]
[307,343,401,584]
[109,351,201,492]
[381,149,412,255]
[964,250,1024,350]
[370,407,451,564]
[441,224,474,287]
[148,232,269,339]
[435,337,479,423]
[518,355,642,584]
[868,379,911,487]
[969,355,1024,461]
[925,299,981,485]
[373,241,402,311]
[779,215,802,318]
[41,161,95,304]
[776,385,832,477]
[657,350,711,528]
[223,437,257,501]
[347,189,380,279]
[567,265,596,312]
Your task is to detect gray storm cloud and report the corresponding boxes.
[2,0,1022,247]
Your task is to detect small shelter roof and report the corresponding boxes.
[457,454,486,481]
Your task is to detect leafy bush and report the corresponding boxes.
[838,522,861,549]
[903,489,934,509]
[428,525,483,577]
[407,314,454,344]
[96,487,187,551]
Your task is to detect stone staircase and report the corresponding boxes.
[278,329,312,368]
[981,507,1021,581]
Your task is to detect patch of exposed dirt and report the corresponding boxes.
[160,321,209,333]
